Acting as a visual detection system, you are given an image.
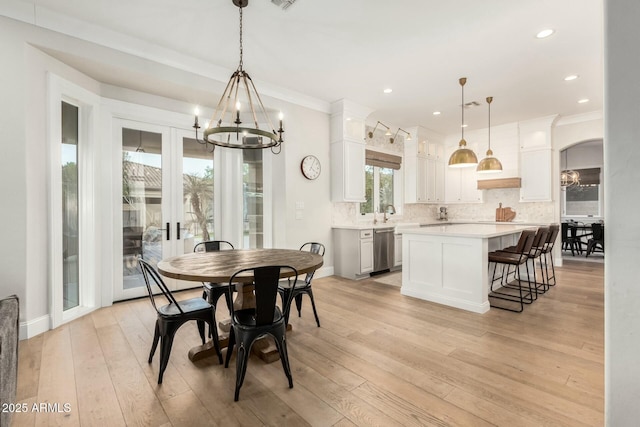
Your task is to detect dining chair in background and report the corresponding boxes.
[225,265,298,401]
[139,259,223,384]
[194,240,236,314]
[278,242,325,327]
[586,223,605,256]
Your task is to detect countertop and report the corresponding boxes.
[332,219,550,232]
[399,223,537,238]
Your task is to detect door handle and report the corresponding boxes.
[166,222,170,240]
[176,222,181,240]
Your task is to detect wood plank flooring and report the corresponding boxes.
[12,260,603,426]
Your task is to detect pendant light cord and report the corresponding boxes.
[461,81,465,140]
[488,98,491,150]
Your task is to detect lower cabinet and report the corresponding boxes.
[394,233,402,267]
[333,228,374,279]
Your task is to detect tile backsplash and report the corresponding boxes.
[332,188,555,224]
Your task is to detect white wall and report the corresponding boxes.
[604,0,640,423]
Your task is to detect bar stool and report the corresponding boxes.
[488,229,536,312]
[539,224,560,287]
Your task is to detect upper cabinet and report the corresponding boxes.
[404,127,445,204]
[518,115,557,202]
[330,100,373,202]
[444,141,483,203]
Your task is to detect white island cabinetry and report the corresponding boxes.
[401,224,535,313]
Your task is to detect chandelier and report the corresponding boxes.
[193,0,284,153]
[561,149,580,187]
[448,77,479,168]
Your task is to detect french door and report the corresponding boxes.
[114,120,217,301]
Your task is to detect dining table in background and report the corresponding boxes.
[157,248,324,363]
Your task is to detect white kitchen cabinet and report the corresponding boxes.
[520,148,552,202]
[394,233,402,267]
[333,228,374,279]
[445,165,484,203]
[330,100,372,202]
[331,139,365,202]
[404,128,445,204]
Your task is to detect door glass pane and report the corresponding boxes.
[243,148,263,248]
[62,101,79,310]
[182,137,214,252]
[122,128,163,289]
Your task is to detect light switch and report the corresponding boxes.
[295,201,305,210]
[295,210,303,220]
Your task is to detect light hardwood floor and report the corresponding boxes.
[13,260,603,426]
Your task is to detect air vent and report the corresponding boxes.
[271,0,298,10]
[463,101,481,108]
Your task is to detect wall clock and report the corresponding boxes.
[300,155,321,180]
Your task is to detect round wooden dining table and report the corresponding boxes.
[157,248,324,362]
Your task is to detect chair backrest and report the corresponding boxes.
[546,224,560,246]
[561,222,569,241]
[591,223,604,240]
[229,265,298,327]
[514,229,536,255]
[531,227,549,253]
[138,259,183,315]
[194,240,234,253]
[300,242,325,285]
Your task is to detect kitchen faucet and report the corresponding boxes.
[383,204,396,223]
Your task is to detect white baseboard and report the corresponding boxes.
[19,315,50,340]
[314,266,334,279]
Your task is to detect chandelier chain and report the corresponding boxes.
[238,6,244,70]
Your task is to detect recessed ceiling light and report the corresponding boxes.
[578,98,590,104]
[433,111,441,116]
[536,29,555,39]
[564,74,579,81]
[383,88,393,94]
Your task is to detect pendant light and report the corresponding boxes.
[448,77,478,168]
[561,149,580,186]
[476,96,502,173]
[193,0,284,153]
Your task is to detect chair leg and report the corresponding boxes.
[280,288,293,326]
[224,327,236,368]
[307,289,321,327]
[234,338,252,402]
[158,332,176,384]
[197,320,206,345]
[208,318,223,365]
[149,321,160,363]
[295,294,303,317]
[273,328,293,389]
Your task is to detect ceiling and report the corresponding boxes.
[10,0,603,135]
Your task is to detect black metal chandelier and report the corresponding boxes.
[193,0,284,153]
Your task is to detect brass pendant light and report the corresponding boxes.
[476,96,503,173]
[448,77,478,168]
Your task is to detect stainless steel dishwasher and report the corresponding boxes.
[373,227,395,272]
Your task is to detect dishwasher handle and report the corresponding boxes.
[375,229,395,234]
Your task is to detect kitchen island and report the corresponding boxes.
[401,223,536,313]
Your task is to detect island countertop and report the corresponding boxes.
[400,223,536,238]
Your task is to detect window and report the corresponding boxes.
[360,150,402,215]
[61,101,79,310]
[563,184,601,217]
[562,168,602,217]
[243,146,263,248]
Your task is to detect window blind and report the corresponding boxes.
[365,149,402,170]
[576,168,601,185]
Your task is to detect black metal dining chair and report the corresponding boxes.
[194,240,236,313]
[139,259,223,384]
[278,242,325,327]
[586,223,605,256]
[225,265,298,401]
